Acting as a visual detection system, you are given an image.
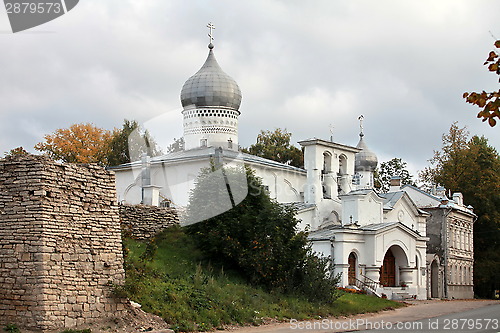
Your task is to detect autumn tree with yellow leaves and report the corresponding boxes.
[35,123,113,165]
[34,120,163,166]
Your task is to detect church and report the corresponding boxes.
[112,28,475,300]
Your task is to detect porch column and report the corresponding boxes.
[400,266,414,285]
[365,266,380,284]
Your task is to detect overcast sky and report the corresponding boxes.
[1,0,499,176]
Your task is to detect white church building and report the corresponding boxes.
[112,32,474,300]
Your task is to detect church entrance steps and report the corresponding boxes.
[353,275,382,297]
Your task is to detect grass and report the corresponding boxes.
[119,226,403,332]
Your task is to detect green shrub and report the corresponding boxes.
[185,166,339,303]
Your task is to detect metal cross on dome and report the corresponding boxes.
[207,22,215,44]
[358,115,364,136]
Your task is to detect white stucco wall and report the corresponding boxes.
[341,192,383,226]
[296,208,316,231]
[114,158,212,206]
[248,163,306,204]
[384,196,425,234]
[310,240,332,259]
[113,152,308,210]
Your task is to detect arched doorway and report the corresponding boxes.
[380,249,396,287]
[380,245,409,287]
[348,252,357,285]
[431,260,439,298]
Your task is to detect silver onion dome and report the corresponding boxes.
[180,44,242,110]
[355,133,378,172]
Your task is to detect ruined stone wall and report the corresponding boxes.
[119,204,179,240]
[0,155,126,331]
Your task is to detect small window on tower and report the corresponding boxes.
[200,139,207,147]
[228,139,233,149]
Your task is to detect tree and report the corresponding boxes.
[420,122,500,298]
[34,123,112,165]
[107,120,136,166]
[463,40,500,127]
[185,165,339,302]
[35,120,163,167]
[243,128,303,168]
[107,119,163,166]
[374,158,416,193]
[419,122,470,191]
[166,137,184,153]
[4,146,29,157]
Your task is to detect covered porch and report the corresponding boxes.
[346,244,423,300]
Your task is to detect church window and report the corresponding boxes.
[450,228,453,248]
[200,139,207,147]
[228,139,233,149]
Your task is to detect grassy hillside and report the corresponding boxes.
[118,226,402,332]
